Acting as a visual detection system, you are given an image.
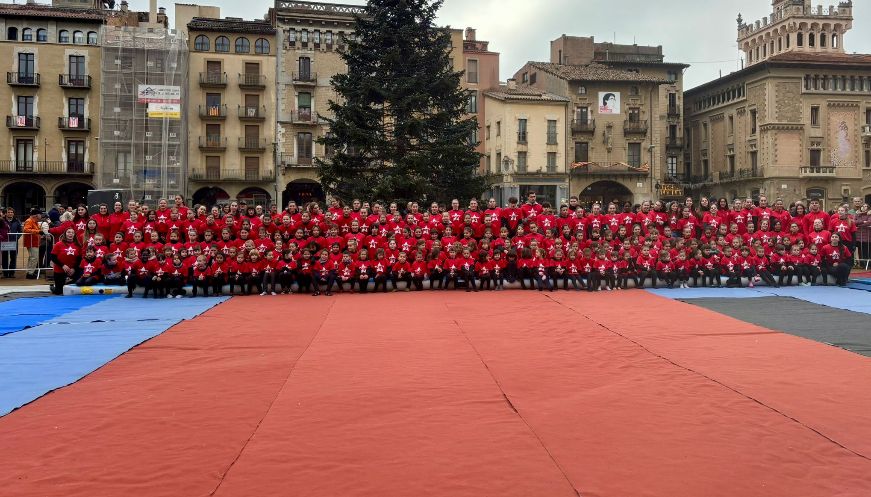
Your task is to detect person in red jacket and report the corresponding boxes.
[390,251,412,291]
[123,248,143,298]
[101,252,126,286]
[769,244,792,287]
[803,244,823,286]
[75,246,103,287]
[410,250,428,291]
[246,249,265,295]
[802,200,830,235]
[335,251,356,293]
[312,249,336,296]
[821,234,852,287]
[191,255,212,297]
[656,251,677,289]
[164,252,187,298]
[50,227,81,295]
[227,251,247,295]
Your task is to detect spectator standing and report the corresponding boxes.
[854,203,871,265]
[23,209,43,279]
[1,207,23,278]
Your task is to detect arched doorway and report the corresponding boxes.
[2,182,46,215]
[237,187,271,207]
[54,182,91,209]
[578,180,633,206]
[191,187,230,209]
[283,180,324,207]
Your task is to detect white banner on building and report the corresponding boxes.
[137,85,181,104]
[147,103,181,119]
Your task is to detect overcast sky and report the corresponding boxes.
[129,0,870,89]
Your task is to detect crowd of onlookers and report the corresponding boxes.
[5,192,866,296]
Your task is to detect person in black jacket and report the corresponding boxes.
[1,207,23,278]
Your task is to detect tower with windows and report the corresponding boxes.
[737,0,853,66]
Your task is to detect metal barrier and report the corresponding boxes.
[0,232,54,280]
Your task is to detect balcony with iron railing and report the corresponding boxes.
[571,119,595,133]
[623,119,649,134]
[717,167,762,182]
[239,73,267,90]
[199,104,228,120]
[666,136,684,149]
[238,137,268,152]
[199,72,228,88]
[571,162,649,176]
[59,74,91,89]
[190,168,275,182]
[238,105,267,121]
[546,133,558,145]
[6,115,40,130]
[799,166,836,178]
[279,152,314,166]
[0,160,93,175]
[290,108,318,124]
[7,72,40,86]
[58,116,91,131]
[667,105,680,118]
[198,135,228,150]
[517,131,527,144]
[291,71,317,85]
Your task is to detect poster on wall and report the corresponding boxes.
[137,85,181,104]
[598,92,621,115]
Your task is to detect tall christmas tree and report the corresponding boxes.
[316,0,487,204]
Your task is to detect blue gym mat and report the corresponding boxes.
[0,295,115,336]
[649,286,871,315]
[646,287,768,299]
[0,296,228,416]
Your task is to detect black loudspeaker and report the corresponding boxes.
[87,189,125,215]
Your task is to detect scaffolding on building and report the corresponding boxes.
[99,25,188,203]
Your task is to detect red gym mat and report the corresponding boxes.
[1,292,870,497]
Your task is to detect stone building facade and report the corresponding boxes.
[514,37,688,204]
[177,5,277,207]
[0,1,105,214]
[482,80,569,206]
[272,0,362,207]
[685,0,870,208]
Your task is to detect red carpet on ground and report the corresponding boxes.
[1,292,870,497]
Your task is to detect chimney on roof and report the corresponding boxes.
[465,27,476,41]
[149,0,157,22]
[120,0,128,12]
[507,78,517,90]
[159,7,165,14]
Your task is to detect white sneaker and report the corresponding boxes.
[175,294,182,298]
[260,292,267,296]
[271,291,277,295]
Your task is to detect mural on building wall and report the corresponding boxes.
[828,110,856,167]
[598,92,621,115]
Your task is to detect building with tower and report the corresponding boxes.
[684,0,871,208]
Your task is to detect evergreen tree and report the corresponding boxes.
[316,0,487,204]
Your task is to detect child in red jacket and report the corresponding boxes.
[410,251,428,291]
[76,246,103,287]
[191,255,212,297]
[474,251,493,291]
[656,251,677,289]
[312,249,336,296]
[391,251,412,291]
[228,251,247,295]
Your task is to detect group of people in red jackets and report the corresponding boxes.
[48,192,856,297]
